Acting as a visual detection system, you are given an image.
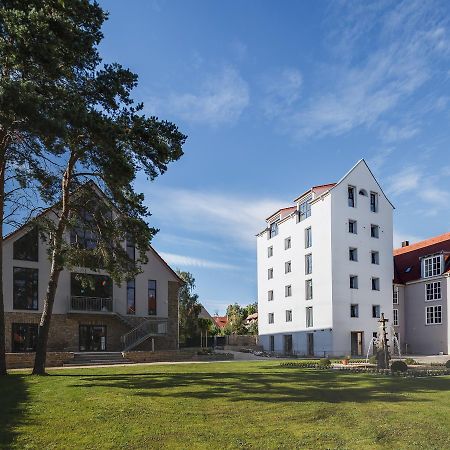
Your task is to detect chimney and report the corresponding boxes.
[401,240,410,248]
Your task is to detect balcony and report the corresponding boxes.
[70,296,113,313]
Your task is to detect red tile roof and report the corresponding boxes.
[265,206,296,222]
[393,232,450,284]
[213,316,228,329]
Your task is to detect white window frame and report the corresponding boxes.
[370,191,378,213]
[393,308,399,326]
[267,246,273,258]
[268,268,273,279]
[350,303,359,318]
[305,279,313,300]
[349,247,358,262]
[348,220,357,234]
[268,312,274,324]
[305,227,312,248]
[268,222,278,239]
[372,305,381,318]
[422,255,443,278]
[350,275,358,289]
[425,282,441,301]
[393,286,399,304]
[371,251,379,265]
[285,285,292,297]
[371,224,379,238]
[348,185,356,207]
[372,277,380,291]
[306,306,313,328]
[285,310,292,322]
[305,253,312,275]
[425,305,442,325]
[284,237,291,250]
[268,290,274,301]
[285,261,291,274]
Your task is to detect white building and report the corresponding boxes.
[257,160,394,357]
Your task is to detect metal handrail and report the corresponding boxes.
[121,318,167,350]
[70,296,113,312]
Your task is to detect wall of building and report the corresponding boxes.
[330,162,394,356]
[403,278,448,354]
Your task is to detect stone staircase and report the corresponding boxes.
[63,352,133,367]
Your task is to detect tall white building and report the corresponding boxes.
[257,160,394,357]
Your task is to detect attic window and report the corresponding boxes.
[405,267,412,273]
[359,189,368,196]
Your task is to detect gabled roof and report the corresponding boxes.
[213,316,228,328]
[393,232,450,284]
[265,206,296,222]
[293,183,336,202]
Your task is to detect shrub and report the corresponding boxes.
[404,358,416,365]
[318,358,331,367]
[391,360,408,372]
[368,355,377,364]
[445,360,450,369]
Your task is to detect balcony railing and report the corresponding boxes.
[70,296,113,313]
[121,318,168,351]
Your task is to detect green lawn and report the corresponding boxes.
[1,361,450,449]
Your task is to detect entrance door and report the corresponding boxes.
[351,331,364,356]
[307,333,314,356]
[284,335,293,355]
[79,325,107,351]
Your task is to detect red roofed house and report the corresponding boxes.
[213,315,228,329]
[393,232,450,355]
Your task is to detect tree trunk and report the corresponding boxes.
[0,155,7,376]
[32,152,77,375]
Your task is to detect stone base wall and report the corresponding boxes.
[123,350,234,363]
[226,335,259,348]
[6,352,74,369]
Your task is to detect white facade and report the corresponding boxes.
[257,160,394,357]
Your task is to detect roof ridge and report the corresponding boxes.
[394,232,450,255]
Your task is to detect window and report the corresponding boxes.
[305,253,312,275]
[426,305,442,325]
[348,186,356,207]
[268,313,274,324]
[370,224,379,238]
[267,246,273,258]
[285,261,291,274]
[348,220,357,234]
[286,310,292,322]
[269,222,278,239]
[426,282,441,301]
[148,280,157,315]
[350,304,359,318]
[371,251,379,265]
[393,309,399,326]
[372,305,381,318]
[269,335,275,352]
[349,247,358,261]
[127,279,136,314]
[393,286,399,304]
[372,277,380,291]
[305,227,312,248]
[350,275,358,289]
[12,323,38,352]
[422,255,442,278]
[285,237,291,250]
[370,192,378,212]
[13,227,38,261]
[71,273,112,299]
[126,236,135,261]
[13,267,38,310]
[306,307,313,327]
[298,199,311,221]
[285,285,292,297]
[305,279,313,300]
[268,290,274,301]
[268,268,273,279]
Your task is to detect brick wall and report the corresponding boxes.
[123,350,234,363]
[6,352,74,369]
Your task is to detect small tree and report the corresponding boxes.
[177,271,201,343]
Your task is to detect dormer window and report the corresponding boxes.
[422,254,443,278]
[298,198,311,222]
[269,222,278,239]
[348,186,356,207]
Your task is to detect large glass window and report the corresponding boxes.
[12,323,38,352]
[370,192,378,212]
[422,255,442,278]
[127,279,136,314]
[371,251,380,265]
[348,186,356,207]
[298,199,311,221]
[372,305,381,318]
[13,227,38,261]
[370,224,379,238]
[393,309,399,326]
[13,267,38,310]
[71,273,112,298]
[350,304,359,318]
[269,222,278,239]
[426,305,442,325]
[349,247,358,261]
[393,286,399,304]
[148,280,157,315]
[426,282,441,301]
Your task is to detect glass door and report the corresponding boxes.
[79,325,107,351]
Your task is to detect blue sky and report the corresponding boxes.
[97,0,450,314]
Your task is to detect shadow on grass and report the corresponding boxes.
[0,375,29,449]
[53,367,450,404]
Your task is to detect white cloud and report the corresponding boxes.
[147,187,286,249]
[381,124,420,143]
[149,66,249,126]
[387,166,422,196]
[159,252,238,270]
[393,230,423,248]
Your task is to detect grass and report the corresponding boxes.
[1,361,450,449]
